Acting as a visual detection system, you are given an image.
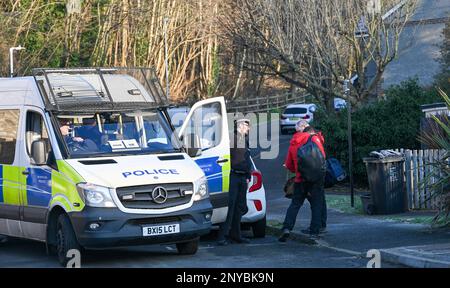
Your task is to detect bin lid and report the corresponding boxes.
[363,156,405,163]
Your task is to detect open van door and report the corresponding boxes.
[178,97,230,221]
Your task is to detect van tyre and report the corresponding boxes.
[252,216,266,238]
[176,239,199,255]
[56,214,81,267]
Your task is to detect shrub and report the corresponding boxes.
[314,79,442,186]
[420,88,449,227]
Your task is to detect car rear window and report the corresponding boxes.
[283,107,307,114]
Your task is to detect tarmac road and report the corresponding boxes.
[0,119,405,268]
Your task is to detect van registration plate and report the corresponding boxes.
[143,224,180,236]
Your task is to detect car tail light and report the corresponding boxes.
[253,200,263,211]
[302,114,310,119]
[248,171,262,192]
[280,115,287,120]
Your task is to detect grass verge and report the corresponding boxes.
[325,194,364,215]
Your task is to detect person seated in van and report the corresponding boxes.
[59,118,98,153]
[76,117,102,147]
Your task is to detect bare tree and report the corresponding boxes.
[91,0,222,102]
[0,0,223,102]
[222,0,418,111]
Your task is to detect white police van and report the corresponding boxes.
[0,68,231,265]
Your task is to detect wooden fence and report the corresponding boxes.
[227,92,312,113]
[394,149,446,210]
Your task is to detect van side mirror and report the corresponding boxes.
[31,139,48,165]
[184,133,202,158]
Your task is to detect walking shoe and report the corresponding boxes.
[319,227,328,234]
[302,228,327,235]
[300,229,320,240]
[301,229,311,235]
[308,233,320,241]
[278,228,290,242]
[217,239,230,246]
[230,237,250,244]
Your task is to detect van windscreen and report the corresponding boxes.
[56,110,180,158]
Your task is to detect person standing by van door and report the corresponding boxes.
[217,118,252,246]
[279,120,326,242]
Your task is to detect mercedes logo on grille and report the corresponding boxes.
[152,186,168,204]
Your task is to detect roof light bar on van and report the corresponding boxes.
[128,89,142,96]
[34,67,118,74]
[56,91,73,98]
[31,67,168,112]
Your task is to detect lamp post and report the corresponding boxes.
[344,80,355,207]
[9,46,26,78]
[347,14,369,208]
[163,17,170,100]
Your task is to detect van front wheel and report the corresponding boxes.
[176,239,199,255]
[56,214,81,267]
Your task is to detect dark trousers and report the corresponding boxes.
[282,177,326,234]
[218,173,248,241]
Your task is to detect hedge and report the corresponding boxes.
[314,79,442,186]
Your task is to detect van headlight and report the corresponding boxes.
[77,183,116,208]
[193,177,209,202]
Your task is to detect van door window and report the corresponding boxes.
[0,109,20,164]
[25,111,51,164]
[177,97,230,195]
[183,102,222,150]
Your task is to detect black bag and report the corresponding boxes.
[283,176,296,199]
[297,134,326,182]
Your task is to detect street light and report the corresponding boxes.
[163,17,170,100]
[346,15,370,208]
[344,79,355,208]
[9,46,26,78]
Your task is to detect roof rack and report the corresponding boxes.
[32,67,168,112]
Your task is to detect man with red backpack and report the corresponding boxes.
[279,120,327,242]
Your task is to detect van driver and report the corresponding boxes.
[59,118,98,153]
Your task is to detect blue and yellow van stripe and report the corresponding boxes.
[195,154,230,194]
[51,160,85,211]
[26,167,52,206]
[0,161,85,212]
[221,154,231,193]
[1,166,25,206]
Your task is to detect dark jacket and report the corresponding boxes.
[285,131,326,183]
[77,125,102,147]
[230,132,252,179]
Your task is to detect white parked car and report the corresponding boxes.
[334,98,347,111]
[241,157,266,238]
[280,103,317,134]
